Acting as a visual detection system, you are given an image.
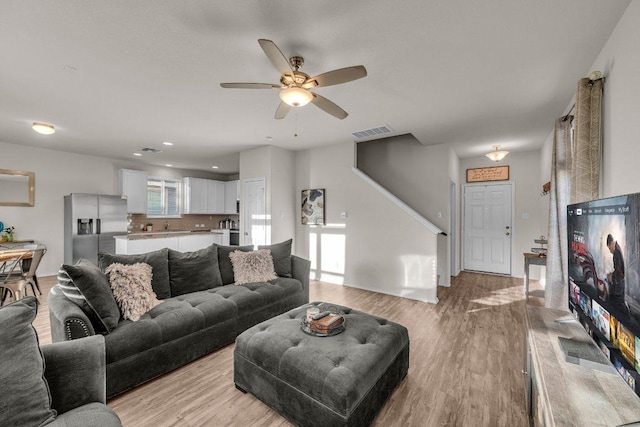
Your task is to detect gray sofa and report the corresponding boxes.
[48,242,310,398]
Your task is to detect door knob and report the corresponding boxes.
[506,232,511,236]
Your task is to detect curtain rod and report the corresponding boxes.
[562,104,575,122]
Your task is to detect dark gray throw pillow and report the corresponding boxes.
[168,245,223,296]
[59,259,121,334]
[216,244,254,285]
[258,239,292,278]
[0,297,56,426]
[98,248,171,299]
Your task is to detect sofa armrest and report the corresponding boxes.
[41,335,107,415]
[291,255,311,303]
[48,285,96,342]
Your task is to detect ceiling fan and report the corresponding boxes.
[220,39,367,120]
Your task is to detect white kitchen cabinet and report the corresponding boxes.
[224,180,239,214]
[115,236,179,255]
[115,233,224,254]
[118,169,148,213]
[207,180,225,214]
[184,177,227,214]
[177,233,218,252]
[183,177,209,214]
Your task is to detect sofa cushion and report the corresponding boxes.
[0,297,56,426]
[99,249,171,299]
[104,291,236,364]
[59,259,120,334]
[230,249,277,285]
[106,262,162,321]
[258,239,292,278]
[216,244,253,285]
[168,245,223,296]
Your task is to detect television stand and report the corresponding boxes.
[524,306,640,426]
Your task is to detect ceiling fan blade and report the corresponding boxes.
[303,65,367,89]
[220,83,280,89]
[310,93,348,119]
[258,39,294,77]
[275,102,291,120]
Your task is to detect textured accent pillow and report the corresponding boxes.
[0,297,57,426]
[98,248,171,299]
[58,259,121,334]
[258,239,292,278]
[229,249,278,285]
[106,262,162,321]
[216,244,254,285]
[168,245,223,296]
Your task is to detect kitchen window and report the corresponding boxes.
[147,177,180,217]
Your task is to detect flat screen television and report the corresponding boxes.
[567,192,640,396]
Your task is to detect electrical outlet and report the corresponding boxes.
[340,211,348,218]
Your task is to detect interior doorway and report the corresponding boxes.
[242,177,267,247]
[462,182,513,275]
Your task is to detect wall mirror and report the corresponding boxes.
[0,169,35,206]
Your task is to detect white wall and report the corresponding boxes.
[459,150,547,279]
[295,141,439,303]
[269,147,296,248]
[239,145,297,247]
[0,141,227,276]
[588,1,640,197]
[539,2,640,287]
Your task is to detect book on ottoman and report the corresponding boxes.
[309,313,344,334]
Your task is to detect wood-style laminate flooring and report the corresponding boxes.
[33,272,542,426]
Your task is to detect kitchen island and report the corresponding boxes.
[114,230,230,255]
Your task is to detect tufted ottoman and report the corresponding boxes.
[234,302,409,426]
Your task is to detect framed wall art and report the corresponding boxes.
[466,166,509,183]
[301,189,325,225]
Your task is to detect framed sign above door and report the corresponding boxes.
[466,166,509,183]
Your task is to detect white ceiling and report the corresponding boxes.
[0,1,631,174]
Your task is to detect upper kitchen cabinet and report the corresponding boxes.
[207,180,225,214]
[224,180,239,214]
[118,169,148,213]
[183,177,208,214]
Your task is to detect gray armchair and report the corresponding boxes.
[42,335,122,426]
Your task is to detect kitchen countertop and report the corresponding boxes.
[116,229,228,240]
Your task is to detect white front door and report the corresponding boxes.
[242,177,267,247]
[463,183,513,275]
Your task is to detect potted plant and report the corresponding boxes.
[3,226,15,242]
[146,223,153,232]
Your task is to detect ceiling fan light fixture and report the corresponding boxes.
[485,145,509,162]
[279,87,313,107]
[32,122,55,135]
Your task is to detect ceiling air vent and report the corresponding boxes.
[140,147,162,154]
[351,125,394,140]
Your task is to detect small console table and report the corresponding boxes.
[524,253,546,301]
[525,306,640,426]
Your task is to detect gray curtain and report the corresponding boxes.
[545,77,603,310]
[545,116,573,310]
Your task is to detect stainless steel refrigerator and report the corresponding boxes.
[64,194,128,265]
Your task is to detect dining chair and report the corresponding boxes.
[0,249,31,305]
[22,246,46,297]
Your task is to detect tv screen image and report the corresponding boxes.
[568,192,640,396]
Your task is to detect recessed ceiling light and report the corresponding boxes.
[162,141,173,146]
[212,166,219,169]
[133,153,142,157]
[165,164,173,167]
[32,122,55,135]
